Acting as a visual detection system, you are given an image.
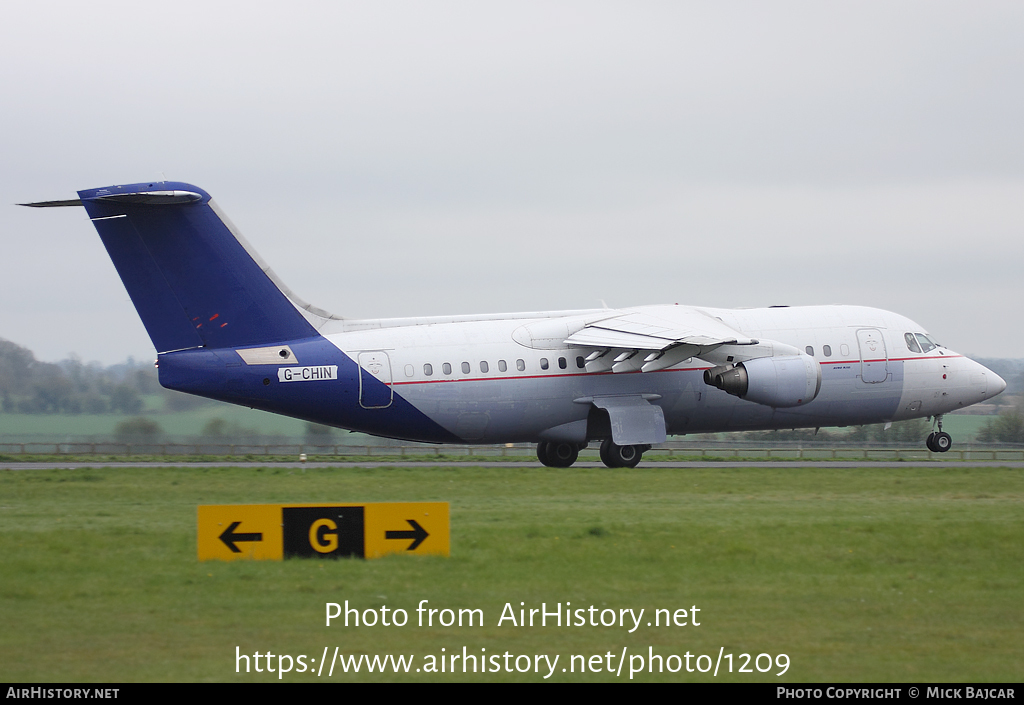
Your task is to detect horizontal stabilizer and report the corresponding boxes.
[18,199,83,207]
[92,190,203,205]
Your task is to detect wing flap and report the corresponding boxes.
[566,309,755,348]
[565,328,677,350]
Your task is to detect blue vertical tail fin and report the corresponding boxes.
[77,181,322,353]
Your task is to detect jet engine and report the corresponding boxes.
[703,354,821,408]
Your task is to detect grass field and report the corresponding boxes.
[1,464,1021,682]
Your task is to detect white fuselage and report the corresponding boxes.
[293,304,1003,443]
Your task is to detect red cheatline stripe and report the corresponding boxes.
[391,366,699,386]
[386,354,961,387]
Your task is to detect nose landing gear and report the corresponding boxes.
[926,415,952,453]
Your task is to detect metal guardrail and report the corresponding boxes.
[650,446,1024,462]
[0,441,1022,462]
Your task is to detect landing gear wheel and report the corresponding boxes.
[547,442,579,467]
[599,439,643,468]
[926,415,952,453]
[537,442,579,467]
[537,442,553,466]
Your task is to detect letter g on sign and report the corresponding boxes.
[309,518,338,553]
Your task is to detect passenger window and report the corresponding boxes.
[423,363,433,376]
[461,362,470,374]
[823,345,832,357]
[480,361,489,373]
[516,359,525,372]
[841,344,850,356]
[404,364,414,378]
[558,357,567,369]
[498,360,507,372]
[905,333,922,354]
[442,363,452,375]
[805,346,814,356]
[540,358,549,370]
[576,356,585,369]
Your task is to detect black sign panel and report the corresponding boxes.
[282,506,365,558]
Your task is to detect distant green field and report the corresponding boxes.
[0,405,311,438]
[1,464,1020,682]
[923,414,991,439]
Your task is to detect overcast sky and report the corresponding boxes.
[2,1,1022,364]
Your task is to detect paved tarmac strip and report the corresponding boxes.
[3,461,1024,470]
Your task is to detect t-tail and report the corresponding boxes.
[24,182,457,442]
[74,181,322,353]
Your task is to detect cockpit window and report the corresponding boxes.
[915,333,937,353]
[905,333,922,354]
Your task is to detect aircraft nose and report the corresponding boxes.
[988,371,1007,398]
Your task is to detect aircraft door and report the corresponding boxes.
[358,351,393,408]
[856,329,888,384]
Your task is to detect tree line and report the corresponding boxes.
[0,338,211,415]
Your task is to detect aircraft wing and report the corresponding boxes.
[564,308,757,373]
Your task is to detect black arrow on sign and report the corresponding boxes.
[219,521,263,553]
[385,519,429,550]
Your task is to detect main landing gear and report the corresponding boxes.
[536,440,650,468]
[926,415,952,453]
[536,441,580,468]
[599,439,649,468]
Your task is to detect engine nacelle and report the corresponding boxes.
[703,354,821,408]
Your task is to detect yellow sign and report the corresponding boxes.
[197,502,449,561]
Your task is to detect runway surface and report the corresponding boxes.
[3,460,1024,470]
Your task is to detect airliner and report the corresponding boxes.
[23,181,1007,467]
